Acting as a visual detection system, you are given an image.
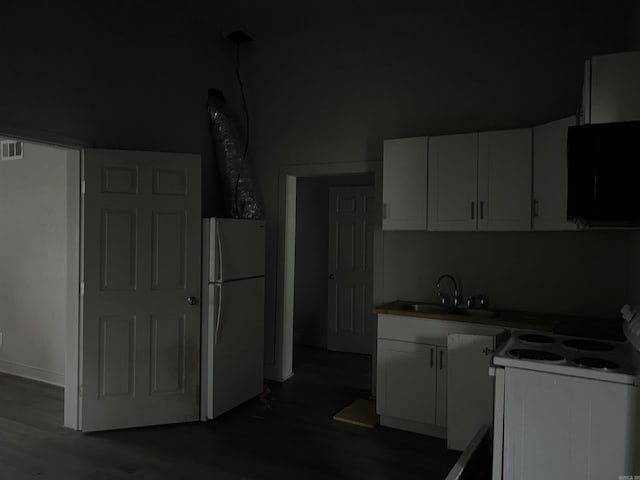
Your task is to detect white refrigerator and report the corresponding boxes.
[201,218,265,420]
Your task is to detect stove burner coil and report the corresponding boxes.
[572,357,621,371]
[518,334,555,345]
[562,339,615,352]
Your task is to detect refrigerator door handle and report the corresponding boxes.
[214,284,223,344]
[215,226,224,283]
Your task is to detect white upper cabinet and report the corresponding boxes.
[382,136,428,230]
[533,116,577,231]
[582,51,640,124]
[428,133,478,231]
[478,129,532,231]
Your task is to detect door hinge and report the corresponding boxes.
[81,180,86,195]
[78,385,83,397]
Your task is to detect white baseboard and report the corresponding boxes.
[0,359,64,387]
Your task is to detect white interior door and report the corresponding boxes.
[81,148,201,432]
[210,277,264,418]
[327,186,375,354]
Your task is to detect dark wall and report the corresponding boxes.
[0,0,236,216]
[242,0,638,366]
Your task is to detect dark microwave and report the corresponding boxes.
[567,120,640,225]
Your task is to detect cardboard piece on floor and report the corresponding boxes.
[333,399,379,428]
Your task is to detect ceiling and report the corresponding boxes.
[183,0,430,40]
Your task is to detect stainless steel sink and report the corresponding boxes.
[402,303,451,314]
[400,302,500,319]
[450,307,500,319]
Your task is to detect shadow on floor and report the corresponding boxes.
[0,346,459,479]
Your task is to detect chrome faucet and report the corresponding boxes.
[436,274,459,307]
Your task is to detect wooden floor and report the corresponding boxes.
[0,346,459,479]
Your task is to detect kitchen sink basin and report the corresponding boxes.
[400,302,500,319]
[402,303,451,314]
[451,307,500,319]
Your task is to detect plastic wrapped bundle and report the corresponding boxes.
[207,88,263,219]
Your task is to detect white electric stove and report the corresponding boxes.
[491,307,640,480]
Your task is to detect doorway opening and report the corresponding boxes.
[0,135,80,430]
[271,161,383,401]
[293,174,374,393]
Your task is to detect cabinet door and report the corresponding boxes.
[446,334,496,451]
[382,137,428,230]
[427,133,478,231]
[435,346,447,428]
[376,339,436,424]
[590,51,640,124]
[478,129,532,231]
[533,117,577,231]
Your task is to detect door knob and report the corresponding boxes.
[329,274,335,280]
[186,296,199,306]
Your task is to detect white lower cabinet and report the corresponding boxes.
[447,333,501,451]
[377,314,505,447]
[377,339,440,425]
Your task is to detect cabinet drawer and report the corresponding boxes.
[378,314,503,345]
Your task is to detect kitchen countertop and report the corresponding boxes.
[374,300,626,341]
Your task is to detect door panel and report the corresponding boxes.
[100,209,137,290]
[150,314,186,395]
[212,277,264,418]
[152,211,187,289]
[98,315,135,398]
[81,148,201,431]
[328,186,375,354]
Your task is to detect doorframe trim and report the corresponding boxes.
[269,161,383,388]
[1,129,83,430]
[65,148,81,430]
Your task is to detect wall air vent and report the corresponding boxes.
[1,140,24,161]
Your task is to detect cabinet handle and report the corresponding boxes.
[439,350,444,370]
[532,199,539,218]
[480,201,484,219]
[471,201,475,220]
[383,203,388,220]
[430,348,434,368]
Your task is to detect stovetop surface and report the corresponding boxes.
[493,330,640,384]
